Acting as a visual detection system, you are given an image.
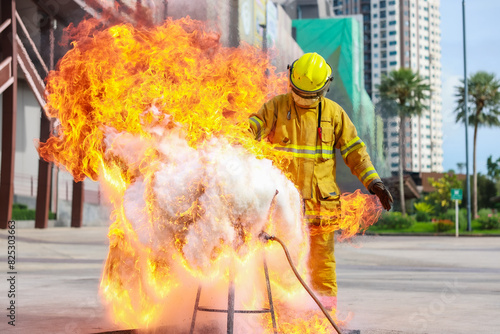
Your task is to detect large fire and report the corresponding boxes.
[38,16,382,333]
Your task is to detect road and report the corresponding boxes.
[336,235,500,334]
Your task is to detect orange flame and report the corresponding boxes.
[39,16,382,333]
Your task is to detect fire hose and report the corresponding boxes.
[259,231,343,334]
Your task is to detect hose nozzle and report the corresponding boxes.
[259,231,274,243]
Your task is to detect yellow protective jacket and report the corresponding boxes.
[249,93,381,222]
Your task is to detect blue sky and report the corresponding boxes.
[440,0,500,174]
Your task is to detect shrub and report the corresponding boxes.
[438,208,468,230]
[476,215,500,230]
[11,204,56,220]
[414,202,434,222]
[415,211,431,222]
[477,208,494,219]
[12,207,36,220]
[433,219,454,232]
[414,202,434,213]
[13,203,28,210]
[375,212,415,230]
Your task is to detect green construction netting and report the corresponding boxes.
[292,17,388,192]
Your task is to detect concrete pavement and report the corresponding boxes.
[336,235,500,334]
[0,226,499,334]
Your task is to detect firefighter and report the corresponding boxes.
[249,52,393,310]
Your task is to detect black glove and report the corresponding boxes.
[370,181,393,211]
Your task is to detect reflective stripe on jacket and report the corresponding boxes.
[249,93,380,219]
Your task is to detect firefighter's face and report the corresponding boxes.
[291,90,319,107]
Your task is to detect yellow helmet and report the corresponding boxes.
[289,52,333,97]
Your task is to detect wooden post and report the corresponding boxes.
[35,112,53,228]
[0,0,18,229]
[35,12,54,229]
[71,180,84,227]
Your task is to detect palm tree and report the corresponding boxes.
[377,68,430,216]
[455,71,500,218]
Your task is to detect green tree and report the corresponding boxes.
[486,155,500,181]
[461,174,497,210]
[487,156,500,197]
[455,72,500,218]
[377,68,430,216]
[424,172,462,214]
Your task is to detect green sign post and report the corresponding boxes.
[451,189,463,237]
[451,189,463,201]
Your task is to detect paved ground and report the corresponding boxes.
[0,226,499,334]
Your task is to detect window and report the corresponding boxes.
[373,14,378,18]
[374,43,378,48]
[389,31,396,36]
[389,51,397,56]
[389,11,396,15]
[389,0,396,5]
[380,11,386,18]
[390,61,397,66]
[389,41,397,46]
[389,21,397,25]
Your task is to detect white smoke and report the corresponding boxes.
[102,112,310,331]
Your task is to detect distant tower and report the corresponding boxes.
[334,0,443,174]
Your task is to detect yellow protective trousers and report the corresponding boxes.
[308,226,337,297]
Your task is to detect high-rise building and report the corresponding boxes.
[334,0,443,174]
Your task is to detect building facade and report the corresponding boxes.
[334,0,443,174]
